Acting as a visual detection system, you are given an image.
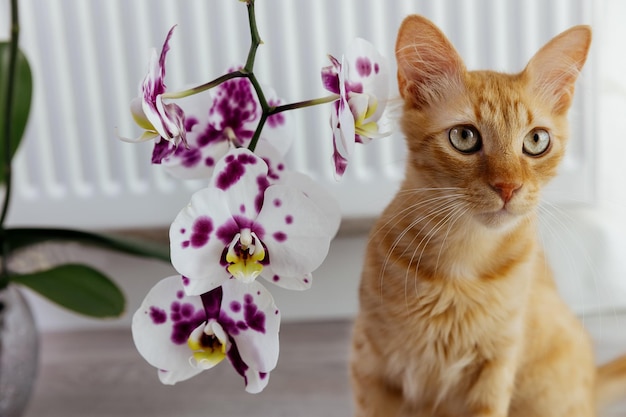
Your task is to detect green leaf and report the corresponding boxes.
[11,263,125,318]
[0,43,32,183]
[4,227,170,262]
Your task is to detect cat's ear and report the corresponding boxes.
[395,15,466,108]
[524,25,592,114]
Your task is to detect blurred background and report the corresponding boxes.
[1,0,625,331]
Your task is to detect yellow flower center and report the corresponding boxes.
[225,229,266,283]
[349,93,386,139]
[187,321,227,370]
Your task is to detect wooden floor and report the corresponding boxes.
[23,315,626,417]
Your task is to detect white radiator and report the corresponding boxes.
[2,0,595,230]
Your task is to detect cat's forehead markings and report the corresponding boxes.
[469,76,533,129]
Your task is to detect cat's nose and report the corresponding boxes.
[490,182,522,204]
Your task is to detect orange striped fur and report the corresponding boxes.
[351,15,626,417]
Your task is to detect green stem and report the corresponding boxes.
[162,1,339,155]
[248,94,339,153]
[244,0,261,73]
[271,94,339,115]
[246,72,269,152]
[162,70,247,100]
[1,0,20,289]
[242,0,271,153]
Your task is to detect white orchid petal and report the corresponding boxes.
[132,276,206,376]
[130,97,154,130]
[344,38,389,116]
[261,268,313,291]
[162,136,230,180]
[158,367,203,385]
[278,171,341,238]
[257,85,293,156]
[256,185,332,278]
[334,96,356,159]
[143,98,168,139]
[324,38,390,178]
[127,25,186,146]
[169,188,234,295]
[116,129,160,144]
[220,279,280,373]
[209,148,270,216]
[252,144,341,239]
[244,369,271,394]
[160,100,187,144]
[252,140,289,184]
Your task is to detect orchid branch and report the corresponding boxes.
[155,0,342,154]
[161,70,247,100]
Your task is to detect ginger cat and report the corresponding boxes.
[350,15,626,417]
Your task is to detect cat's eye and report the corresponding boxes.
[449,126,482,154]
[523,129,550,156]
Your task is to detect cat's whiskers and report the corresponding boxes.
[408,201,471,302]
[433,204,475,277]
[372,189,464,268]
[400,200,467,307]
[371,187,464,241]
[536,203,597,328]
[537,201,621,326]
[378,194,463,301]
[372,189,460,299]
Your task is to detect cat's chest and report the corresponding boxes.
[379,278,527,406]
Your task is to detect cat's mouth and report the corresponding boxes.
[475,206,521,228]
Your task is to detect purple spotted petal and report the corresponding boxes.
[208,76,260,148]
[254,143,341,239]
[253,141,289,184]
[220,280,280,379]
[132,275,206,383]
[343,38,389,124]
[140,26,186,145]
[325,38,390,179]
[154,90,228,179]
[241,369,271,394]
[262,268,313,291]
[169,188,234,295]
[256,185,332,279]
[260,86,292,155]
[132,276,279,393]
[161,126,231,179]
[278,171,341,238]
[209,148,270,216]
[156,98,187,144]
[321,54,341,94]
[330,92,355,179]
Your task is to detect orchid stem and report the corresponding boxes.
[243,0,271,153]
[162,71,247,100]
[0,0,20,289]
[272,95,339,114]
[165,1,338,154]
[243,0,261,73]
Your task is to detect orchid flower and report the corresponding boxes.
[132,275,280,393]
[169,148,336,296]
[151,76,291,180]
[322,38,390,178]
[119,26,187,147]
[254,142,341,238]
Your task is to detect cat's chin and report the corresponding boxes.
[474,208,524,230]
